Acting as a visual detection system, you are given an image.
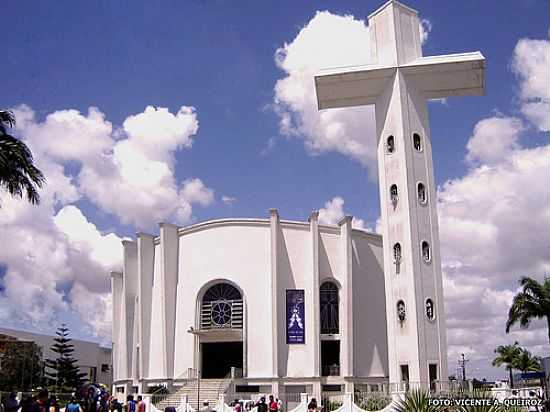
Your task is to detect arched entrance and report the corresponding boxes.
[199,282,244,378]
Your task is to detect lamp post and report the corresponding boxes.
[187,327,201,412]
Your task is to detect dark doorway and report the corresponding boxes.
[201,342,243,378]
[321,340,340,376]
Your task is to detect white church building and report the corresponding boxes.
[111,0,485,401]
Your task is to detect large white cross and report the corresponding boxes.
[314,0,485,389]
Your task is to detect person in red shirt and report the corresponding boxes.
[136,397,145,412]
[268,396,277,412]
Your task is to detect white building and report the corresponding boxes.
[112,0,485,400]
[0,327,112,386]
[112,213,388,397]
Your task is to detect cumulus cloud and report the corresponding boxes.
[512,38,550,131]
[14,105,213,229]
[273,11,378,176]
[465,116,524,166]
[419,18,432,45]
[439,112,550,376]
[0,158,122,340]
[1,103,213,340]
[318,196,367,230]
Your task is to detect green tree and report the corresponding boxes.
[506,276,550,343]
[0,339,44,391]
[0,110,45,204]
[513,347,541,373]
[492,342,521,389]
[45,324,87,391]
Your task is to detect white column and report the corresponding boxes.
[111,271,123,382]
[137,232,155,381]
[338,216,353,378]
[122,240,138,380]
[159,223,180,379]
[269,208,280,378]
[309,211,321,377]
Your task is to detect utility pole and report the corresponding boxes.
[458,353,469,382]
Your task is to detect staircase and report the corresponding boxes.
[155,379,232,410]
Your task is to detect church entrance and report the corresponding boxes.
[201,341,243,378]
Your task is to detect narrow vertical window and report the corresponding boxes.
[393,243,402,274]
[390,184,398,208]
[422,241,431,262]
[413,133,422,152]
[386,135,395,154]
[397,300,406,322]
[417,182,427,204]
[425,298,435,320]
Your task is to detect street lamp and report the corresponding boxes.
[187,327,201,412]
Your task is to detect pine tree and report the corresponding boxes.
[45,324,87,391]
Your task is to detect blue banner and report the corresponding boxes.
[286,289,305,344]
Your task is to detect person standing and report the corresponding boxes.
[307,399,318,412]
[255,397,267,412]
[66,397,82,412]
[2,392,19,412]
[268,396,277,412]
[232,400,241,412]
[136,396,145,412]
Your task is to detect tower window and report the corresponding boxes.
[422,241,431,262]
[393,243,402,274]
[426,298,435,320]
[413,133,422,152]
[386,135,395,154]
[417,182,427,204]
[397,300,406,323]
[390,184,398,208]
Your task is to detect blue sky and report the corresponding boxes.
[1,0,550,380]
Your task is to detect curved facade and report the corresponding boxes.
[111,210,388,396]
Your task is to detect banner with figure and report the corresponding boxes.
[286,289,305,344]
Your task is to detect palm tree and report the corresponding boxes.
[513,347,541,373]
[506,276,550,344]
[393,389,435,412]
[0,110,45,204]
[492,342,521,389]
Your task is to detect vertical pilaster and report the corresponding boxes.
[137,233,155,380]
[122,240,138,380]
[269,208,280,378]
[111,271,123,382]
[309,211,321,377]
[338,216,354,378]
[160,223,180,379]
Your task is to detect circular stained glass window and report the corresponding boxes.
[211,301,232,326]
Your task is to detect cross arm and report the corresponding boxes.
[314,65,396,110]
[400,52,485,99]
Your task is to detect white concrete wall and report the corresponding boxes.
[114,216,388,385]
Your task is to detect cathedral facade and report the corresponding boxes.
[111,210,390,396]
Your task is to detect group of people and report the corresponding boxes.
[232,395,288,412]
[0,388,146,412]
[231,395,319,412]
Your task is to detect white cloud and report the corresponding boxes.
[465,117,524,165]
[438,114,550,377]
[318,196,367,230]
[1,103,214,340]
[512,38,550,131]
[14,105,213,229]
[273,11,378,177]
[419,18,432,45]
[222,195,237,206]
[0,156,122,339]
